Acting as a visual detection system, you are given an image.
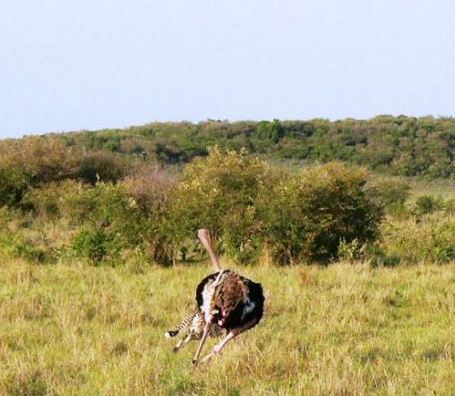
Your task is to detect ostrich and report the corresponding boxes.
[191,229,265,365]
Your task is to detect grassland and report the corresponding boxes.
[0,138,454,395]
[1,258,454,395]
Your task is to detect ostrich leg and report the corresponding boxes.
[192,322,211,366]
[199,317,259,363]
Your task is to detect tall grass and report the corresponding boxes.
[1,259,454,395]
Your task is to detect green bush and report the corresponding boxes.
[56,181,100,223]
[170,151,383,265]
[72,228,118,263]
[22,180,96,222]
[76,151,128,184]
[0,136,79,185]
[13,241,47,263]
[414,195,445,216]
[63,181,175,265]
[370,179,411,207]
[367,178,411,218]
[382,215,455,263]
[254,119,284,147]
[169,146,272,262]
[122,166,177,264]
[260,162,384,264]
[0,167,31,207]
[0,206,61,263]
[22,183,63,219]
[337,239,368,263]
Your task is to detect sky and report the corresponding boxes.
[1,0,454,138]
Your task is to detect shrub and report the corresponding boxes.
[13,242,47,263]
[63,183,135,263]
[76,151,128,184]
[21,180,96,222]
[72,228,118,263]
[0,136,79,184]
[0,205,62,263]
[56,181,99,223]
[414,195,445,216]
[259,162,384,264]
[72,183,147,244]
[122,165,176,215]
[381,215,455,263]
[122,167,177,264]
[171,153,383,265]
[337,239,367,263]
[63,181,175,265]
[0,167,31,207]
[366,178,411,218]
[22,183,62,219]
[254,119,284,146]
[370,178,411,207]
[169,146,272,262]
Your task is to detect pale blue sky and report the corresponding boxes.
[1,0,454,138]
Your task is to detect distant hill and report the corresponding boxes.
[1,115,454,181]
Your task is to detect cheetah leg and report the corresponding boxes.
[173,331,193,353]
[192,322,211,366]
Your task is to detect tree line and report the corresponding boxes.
[1,116,453,189]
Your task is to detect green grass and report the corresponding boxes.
[1,259,454,395]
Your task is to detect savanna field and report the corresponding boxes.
[1,260,454,395]
[0,118,454,395]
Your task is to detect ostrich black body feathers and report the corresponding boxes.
[196,270,264,331]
